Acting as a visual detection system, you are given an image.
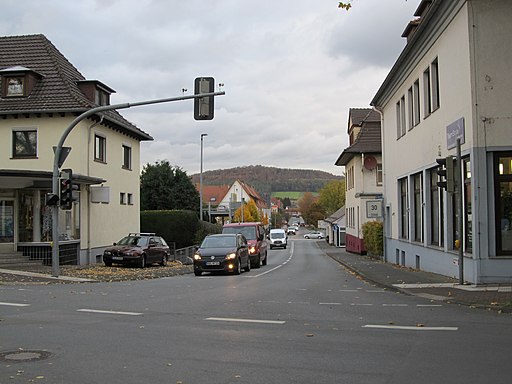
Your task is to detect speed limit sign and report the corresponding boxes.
[366,200,383,218]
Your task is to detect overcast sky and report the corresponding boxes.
[1,0,420,176]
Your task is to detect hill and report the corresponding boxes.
[190,165,342,196]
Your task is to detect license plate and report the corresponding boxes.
[206,261,220,266]
[112,256,123,261]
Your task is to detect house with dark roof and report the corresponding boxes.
[0,34,152,265]
[335,108,382,254]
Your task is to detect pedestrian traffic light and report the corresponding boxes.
[59,169,76,210]
[436,156,455,193]
[194,77,215,120]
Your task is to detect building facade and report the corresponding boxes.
[371,0,512,283]
[0,34,152,265]
[335,108,383,254]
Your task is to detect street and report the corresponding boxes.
[2,238,512,384]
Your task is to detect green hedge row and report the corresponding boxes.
[362,221,383,258]
[140,210,221,249]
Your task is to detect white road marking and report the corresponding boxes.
[319,302,342,305]
[0,301,30,307]
[416,304,443,307]
[339,289,358,292]
[351,303,374,306]
[205,317,285,325]
[363,324,458,331]
[382,304,409,307]
[251,242,294,277]
[77,309,143,316]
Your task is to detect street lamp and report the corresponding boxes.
[199,133,208,221]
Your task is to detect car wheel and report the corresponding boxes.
[104,261,112,267]
[234,259,241,275]
[244,257,251,272]
[253,257,261,269]
[139,255,146,268]
[305,236,309,239]
[160,254,167,267]
[194,270,202,276]
[262,252,267,266]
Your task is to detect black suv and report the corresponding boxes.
[103,233,170,268]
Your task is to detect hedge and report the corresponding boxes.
[140,210,221,249]
[362,221,383,258]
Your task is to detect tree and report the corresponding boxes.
[318,179,346,216]
[298,192,326,226]
[233,199,260,223]
[140,160,199,211]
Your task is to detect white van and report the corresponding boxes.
[269,228,287,249]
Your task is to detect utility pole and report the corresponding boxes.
[456,139,464,284]
[199,133,207,221]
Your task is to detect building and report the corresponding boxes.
[335,108,383,254]
[371,0,512,283]
[324,206,346,247]
[0,34,152,265]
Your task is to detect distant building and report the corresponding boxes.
[335,108,382,254]
[371,0,512,283]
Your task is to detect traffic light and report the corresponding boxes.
[45,193,59,206]
[436,156,455,193]
[194,77,215,120]
[59,169,76,210]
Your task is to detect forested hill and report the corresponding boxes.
[190,165,342,194]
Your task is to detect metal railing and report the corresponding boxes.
[173,246,196,265]
[18,241,80,265]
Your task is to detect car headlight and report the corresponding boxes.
[225,253,236,260]
[249,246,256,254]
[104,251,111,256]
[193,253,202,260]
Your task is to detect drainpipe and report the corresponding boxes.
[372,106,385,260]
[87,116,104,264]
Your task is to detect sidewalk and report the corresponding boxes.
[317,241,512,313]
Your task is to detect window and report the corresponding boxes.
[5,76,25,96]
[429,168,444,246]
[494,153,512,255]
[399,177,409,239]
[423,67,432,117]
[94,134,106,162]
[12,129,37,158]
[431,58,440,111]
[407,87,414,130]
[122,145,132,170]
[127,193,133,205]
[413,79,421,125]
[463,158,472,253]
[413,173,423,243]
[120,192,126,205]
[396,101,401,138]
[95,89,108,106]
[400,95,406,137]
[376,164,383,186]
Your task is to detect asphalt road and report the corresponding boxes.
[1,238,512,383]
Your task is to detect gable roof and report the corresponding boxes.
[238,179,268,209]
[0,34,152,141]
[335,108,382,166]
[199,184,231,205]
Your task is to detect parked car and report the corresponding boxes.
[193,234,250,276]
[303,231,325,239]
[103,233,170,268]
[222,222,268,268]
[268,228,287,249]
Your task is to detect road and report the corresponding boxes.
[1,237,512,383]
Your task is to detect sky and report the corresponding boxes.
[1,0,420,176]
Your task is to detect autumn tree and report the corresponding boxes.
[140,160,199,211]
[318,179,346,216]
[299,192,326,226]
[233,199,260,223]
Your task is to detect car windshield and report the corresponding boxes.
[223,226,256,240]
[202,236,236,248]
[117,236,148,247]
[272,233,285,239]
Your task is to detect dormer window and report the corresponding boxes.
[77,80,115,106]
[1,66,42,98]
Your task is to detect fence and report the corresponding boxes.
[173,245,196,265]
[18,241,80,265]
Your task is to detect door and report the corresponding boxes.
[0,200,15,251]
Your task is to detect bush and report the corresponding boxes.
[194,220,222,245]
[362,221,383,258]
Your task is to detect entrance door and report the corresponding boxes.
[0,200,15,251]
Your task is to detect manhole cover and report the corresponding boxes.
[0,350,53,363]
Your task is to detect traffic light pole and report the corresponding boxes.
[456,139,464,284]
[51,90,225,277]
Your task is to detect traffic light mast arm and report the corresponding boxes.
[51,89,225,277]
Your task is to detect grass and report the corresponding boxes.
[272,191,319,200]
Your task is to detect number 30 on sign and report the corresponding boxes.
[366,200,382,218]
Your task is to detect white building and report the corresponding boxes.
[371,0,512,283]
[335,108,383,254]
[0,35,152,265]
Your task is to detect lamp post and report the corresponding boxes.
[199,133,208,221]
